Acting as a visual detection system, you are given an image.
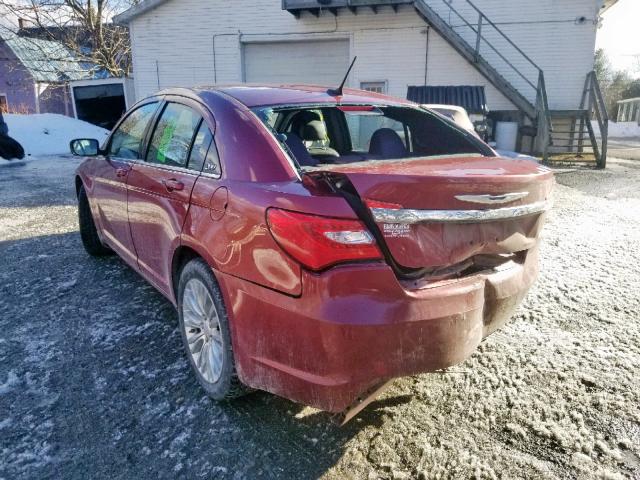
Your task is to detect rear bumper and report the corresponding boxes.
[218,248,538,412]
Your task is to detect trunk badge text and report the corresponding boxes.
[454,192,529,204]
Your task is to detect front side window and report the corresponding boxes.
[147,103,201,168]
[108,102,158,159]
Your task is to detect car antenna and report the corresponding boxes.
[327,56,357,97]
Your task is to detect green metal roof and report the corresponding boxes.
[2,32,92,83]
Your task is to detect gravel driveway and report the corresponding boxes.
[1,156,639,480]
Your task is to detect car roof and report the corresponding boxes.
[157,84,415,109]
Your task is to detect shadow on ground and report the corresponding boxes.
[0,230,400,479]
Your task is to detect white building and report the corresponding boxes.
[617,97,640,124]
[115,0,616,162]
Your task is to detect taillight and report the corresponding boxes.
[266,208,382,271]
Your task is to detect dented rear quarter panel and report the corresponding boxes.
[181,176,359,298]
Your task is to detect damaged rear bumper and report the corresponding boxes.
[218,247,539,413]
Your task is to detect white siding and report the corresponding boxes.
[128,0,600,111]
[427,0,601,109]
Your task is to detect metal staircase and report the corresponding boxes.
[283,0,608,166]
[546,72,608,168]
[412,0,552,159]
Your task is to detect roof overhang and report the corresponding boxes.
[601,0,619,14]
[114,0,170,24]
[282,0,413,17]
[617,97,640,104]
[115,0,621,25]
[115,0,416,23]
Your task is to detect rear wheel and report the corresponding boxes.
[78,185,112,256]
[177,258,249,400]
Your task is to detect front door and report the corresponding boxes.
[92,101,159,267]
[127,101,214,296]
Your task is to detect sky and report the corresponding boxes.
[596,0,640,75]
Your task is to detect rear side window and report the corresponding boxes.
[187,122,213,172]
[147,103,200,168]
[203,141,221,176]
[186,121,222,176]
[108,102,158,159]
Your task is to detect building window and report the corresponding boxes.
[0,95,7,113]
[360,81,387,94]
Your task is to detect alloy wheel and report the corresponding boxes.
[182,278,224,383]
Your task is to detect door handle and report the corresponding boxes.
[115,167,130,178]
[163,178,185,192]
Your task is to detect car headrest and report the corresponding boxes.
[302,120,327,142]
[283,133,318,167]
[290,111,322,136]
[369,128,407,159]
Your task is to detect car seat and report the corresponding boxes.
[369,128,407,159]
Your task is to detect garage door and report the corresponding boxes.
[243,40,350,86]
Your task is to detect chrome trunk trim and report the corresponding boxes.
[454,192,529,204]
[371,200,550,224]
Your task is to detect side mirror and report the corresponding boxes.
[70,138,100,156]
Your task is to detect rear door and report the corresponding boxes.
[92,101,159,267]
[127,100,212,296]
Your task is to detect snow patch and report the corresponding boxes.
[5,113,109,157]
[0,370,19,395]
[58,279,77,290]
[593,120,640,138]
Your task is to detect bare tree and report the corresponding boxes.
[0,0,138,77]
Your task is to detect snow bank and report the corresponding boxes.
[4,114,109,157]
[592,120,640,138]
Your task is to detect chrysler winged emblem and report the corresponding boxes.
[454,192,529,204]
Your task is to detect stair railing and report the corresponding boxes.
[587,71,609,168]
[418,0,552,156]
[535,71,552,162]
[578,71,608,167]
[426,0,540,95]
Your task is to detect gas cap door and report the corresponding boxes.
[209,186,228,221]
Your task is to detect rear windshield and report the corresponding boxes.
[253,104,493,170]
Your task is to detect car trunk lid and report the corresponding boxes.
[308,156,554,270]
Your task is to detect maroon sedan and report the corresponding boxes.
[71,85,553,417]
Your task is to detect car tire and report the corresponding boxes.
[78,185,112,256]
[0,133,25,160]
[177,258,249,400]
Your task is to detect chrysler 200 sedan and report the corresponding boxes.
[71,85,554,418]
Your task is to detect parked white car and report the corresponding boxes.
[423,104,539,162]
